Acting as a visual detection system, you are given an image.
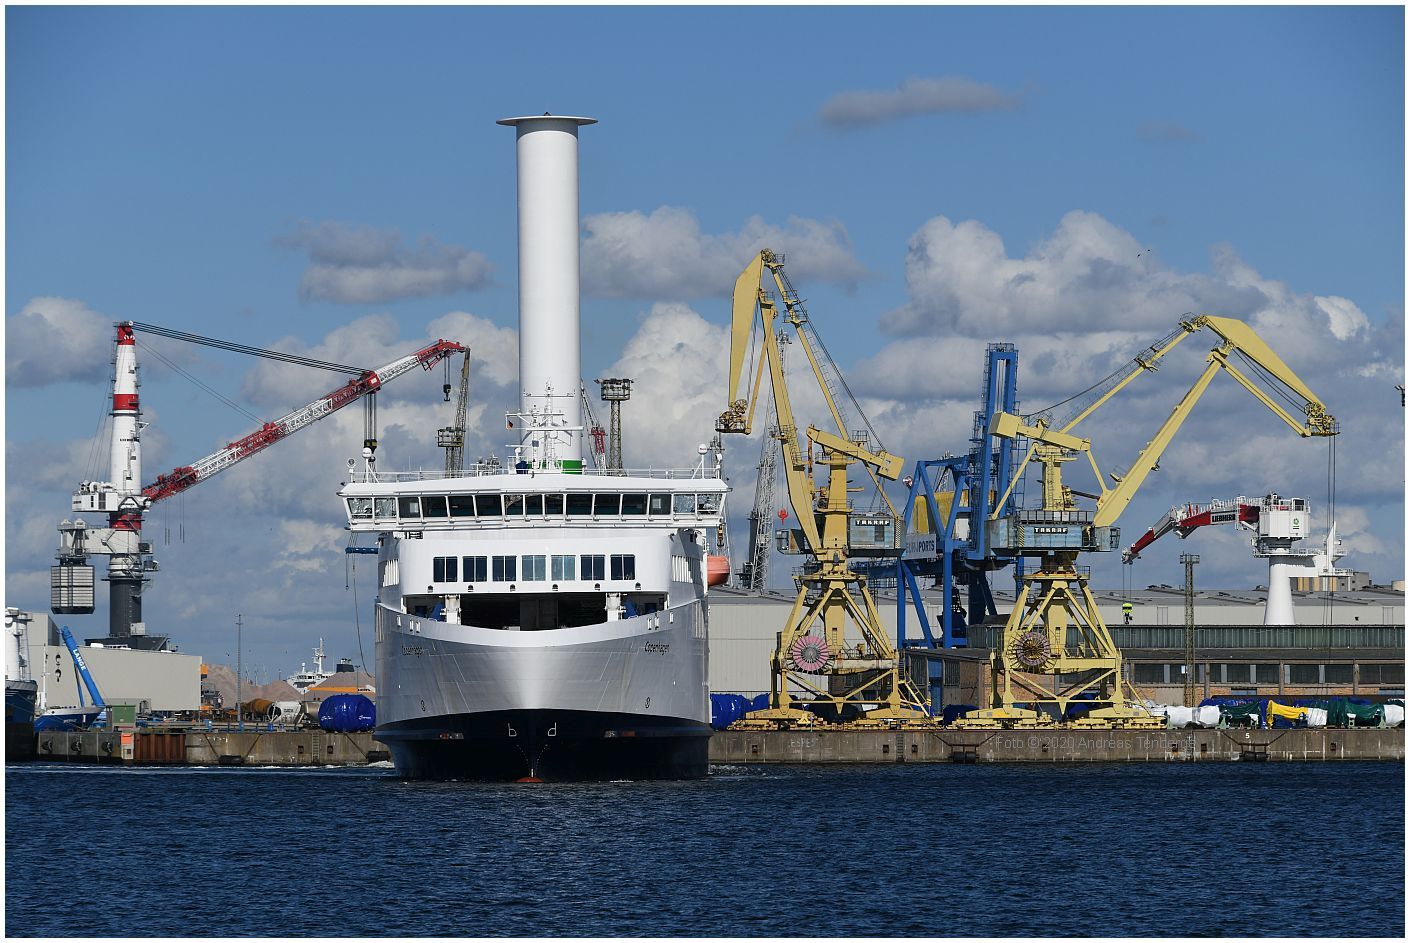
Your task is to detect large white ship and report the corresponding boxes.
[339,115,727,780]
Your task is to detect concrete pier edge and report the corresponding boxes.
[15,726,1405,766]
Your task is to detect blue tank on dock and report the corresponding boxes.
[318,694,376,732]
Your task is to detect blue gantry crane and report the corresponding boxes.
[895,345,1024,691]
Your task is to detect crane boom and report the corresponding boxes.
[1123,497,1260,563]
[988,314,1337,528]
[960,313,1336,728]
[144,339,465,503]
[718,250,927,725]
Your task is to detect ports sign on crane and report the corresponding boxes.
[53,321,464,650]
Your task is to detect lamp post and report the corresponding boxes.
[1180,554,1200,707]
[235,613,243,732]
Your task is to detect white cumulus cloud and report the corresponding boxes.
[276,221,494,304]
[581,206,867,299]
[7,297,114,387]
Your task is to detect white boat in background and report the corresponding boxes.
[285,639,331,693]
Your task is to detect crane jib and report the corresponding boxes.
[137,339,466,505]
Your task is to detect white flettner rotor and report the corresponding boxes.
[497,114,597,466]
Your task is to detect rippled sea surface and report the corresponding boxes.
[6,761,1403,937]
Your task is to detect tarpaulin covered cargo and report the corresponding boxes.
[1218,702,1264,727]
[1267,701,1310,727]
[1162,705,1221,728]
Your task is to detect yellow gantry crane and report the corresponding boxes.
[963,315,1337,727]
[718,250,928,726]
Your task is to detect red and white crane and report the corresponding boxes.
[1122,492,1354,626]
[1122,496,1262,563]
[54,321,464,648]
[142,337,465,502]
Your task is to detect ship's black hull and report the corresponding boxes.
[377,709,711,781]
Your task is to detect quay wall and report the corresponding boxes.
[23,727,1404,767]
[34,729,390,766]
[709,727,1405,764]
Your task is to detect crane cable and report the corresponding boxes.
[129,321,366,375]
[141,337,267,426]
[1323,435,1338,628]
[1030,325,1187,427]
[347,549,370,679]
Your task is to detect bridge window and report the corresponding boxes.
[552,555,575,580]
[398,496,421,518]
[433,556,458,583]
[374,497,396,519]
[462,556,487,582]
[622,493,647,516]
[673,493,696,514]
[476,494,503,517]
[649,494,671,516]
[595,493,621,516]
[504,494,525,517]
[610,554,636,581]
[347,497,372,519]
[580,554,605,581]
[449,495,476,518]
[698,493,721,514]
[492,555,516,582]
[566,493,593,517]
[524,494,543,516]
[421,496,448,518]
[544,494,564,516]
[522,555,546,581]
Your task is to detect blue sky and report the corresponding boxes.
[6,5,1403,676]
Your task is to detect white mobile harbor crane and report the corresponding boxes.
[717,250,927,726]
[52,321,464,649]
[1124,492,1355,626]
[962,315,1337,727]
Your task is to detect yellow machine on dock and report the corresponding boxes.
[958,315,1337,728]
[718,250,928,727]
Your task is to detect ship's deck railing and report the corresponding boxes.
[348,467,714,483]
[347,465,720,484]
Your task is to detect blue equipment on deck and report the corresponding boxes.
[60,626,107,710]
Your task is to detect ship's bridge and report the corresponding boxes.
[339,469,727,533]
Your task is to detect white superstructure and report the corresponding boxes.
[285,638,330,693]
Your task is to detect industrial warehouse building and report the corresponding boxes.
[12,612,202,712]
[707,584,1406,707]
